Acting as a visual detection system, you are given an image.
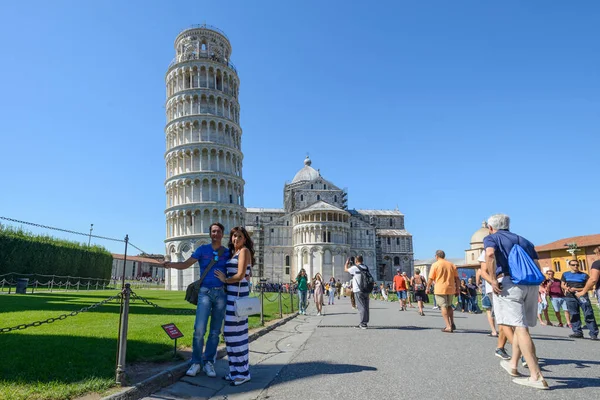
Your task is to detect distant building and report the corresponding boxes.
[112,254,165,280]
[246,157,413,284]
[536,234,600,278]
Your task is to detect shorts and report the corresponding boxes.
[492,277,538,328]
[481,294,493,310]
[550,297,566,312]
[396,290,407,300]
[435,294,454,308]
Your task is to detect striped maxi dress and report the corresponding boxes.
[224,253,251,380]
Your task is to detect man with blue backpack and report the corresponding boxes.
[483,214,548,390]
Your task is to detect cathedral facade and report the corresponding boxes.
[246,157,413,283]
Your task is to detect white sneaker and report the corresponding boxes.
[317,312,321,316]
[186,363,201,377]
[203,361,216,378]
[512,377,549,390]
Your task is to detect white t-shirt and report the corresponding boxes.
[348,264,368,293]
[478,250,493,294]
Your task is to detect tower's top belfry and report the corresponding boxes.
[170,24,236,73]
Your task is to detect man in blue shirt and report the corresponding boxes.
[164,222,230,378]
[561,259,598,340]
[483,214,547,390]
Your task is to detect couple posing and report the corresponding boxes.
[164,223,253,386]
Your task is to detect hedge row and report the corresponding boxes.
[0,226,113,279]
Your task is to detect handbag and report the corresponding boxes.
[234,280,261,318]
[184,247,225,305]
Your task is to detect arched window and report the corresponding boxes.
[553,260,561,272]
[311,184,313,189]
[300,195,304,201]
[334,195,338,202]
[394,257,400,266]
[387,237,391,245]
[390,218,393,227]
[324,184,327,189]
[317,195,320,201]
[285,255,290,266]
[255,216,259,223]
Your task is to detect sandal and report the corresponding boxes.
[488,333,499,337]
[441,328,453,333]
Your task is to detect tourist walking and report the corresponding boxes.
[328,277,336,305]
[426,250,459,333]
[345,255,371,329]
[336,279,342,300]
[163,223,229,378]
[459,280,470,312]
[215,227,253,386]
[544,270,570,327]
[537,280,552,326]
[295,269,309,315]
[561,260,598,340]
[411,269,427,316]
[313,273,324,316]
[477,250,513,360]
[403,272,415,307]
[393,269,407,311]
[380,282,389,302]
[466,277,480,313]
[483,214,548,389]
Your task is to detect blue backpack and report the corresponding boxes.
[508,241,544,286]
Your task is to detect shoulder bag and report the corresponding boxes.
[184,247,225,305]
[234,276,261,318]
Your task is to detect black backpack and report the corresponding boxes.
[357,264,375,293]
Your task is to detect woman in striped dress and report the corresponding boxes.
[215,226,254,386]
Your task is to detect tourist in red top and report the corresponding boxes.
[544,270,571,328]
[392,269,407,311]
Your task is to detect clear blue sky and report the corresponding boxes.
[1,1,598,260]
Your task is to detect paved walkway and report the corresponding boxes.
[143,297,600,400]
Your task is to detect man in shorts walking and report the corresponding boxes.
[392,269,407,311]
[483,214,548,389]
[426,250,459,333]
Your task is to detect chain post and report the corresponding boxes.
[290,284,294,313]
[32,280,37,294]
[121,235,129,289]
[115,283,130,385]
[95,281,98,290]
[50,276,54,292]
[260,281,264,326]
[278,285,283,318]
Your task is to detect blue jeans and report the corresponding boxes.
[565,295,599,337]
[469,295,480,313]
[192,286,226,365]
[298,290,308,312]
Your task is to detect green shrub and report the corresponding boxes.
[0,226,112,279]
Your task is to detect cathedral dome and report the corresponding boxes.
[292,156,320,183]
[470,221,489,248]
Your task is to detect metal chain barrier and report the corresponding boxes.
[130,291,196,315]
[0,292,122,333]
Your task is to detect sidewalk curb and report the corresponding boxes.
[101,312,298,400]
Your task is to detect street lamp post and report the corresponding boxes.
[88,223,94,247]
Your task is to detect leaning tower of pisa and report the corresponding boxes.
[164,25,245,290]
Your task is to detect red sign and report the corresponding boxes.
[161,323,184,339]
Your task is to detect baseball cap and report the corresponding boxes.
[396,268,401,272]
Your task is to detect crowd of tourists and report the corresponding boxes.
[159,214,600,392]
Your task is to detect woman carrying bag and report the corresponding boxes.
[215,227,254,386]
[313,273,324,316]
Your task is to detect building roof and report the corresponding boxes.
[291,156,320,183]
[112,254,164,265]
[245,208,285,214]
[376,229,412,236]
[535,234,600,252]
[297,200,347,213]
[471,221,489,244]
[356,209,404,216]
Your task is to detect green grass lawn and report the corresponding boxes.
[0,289,298,400]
